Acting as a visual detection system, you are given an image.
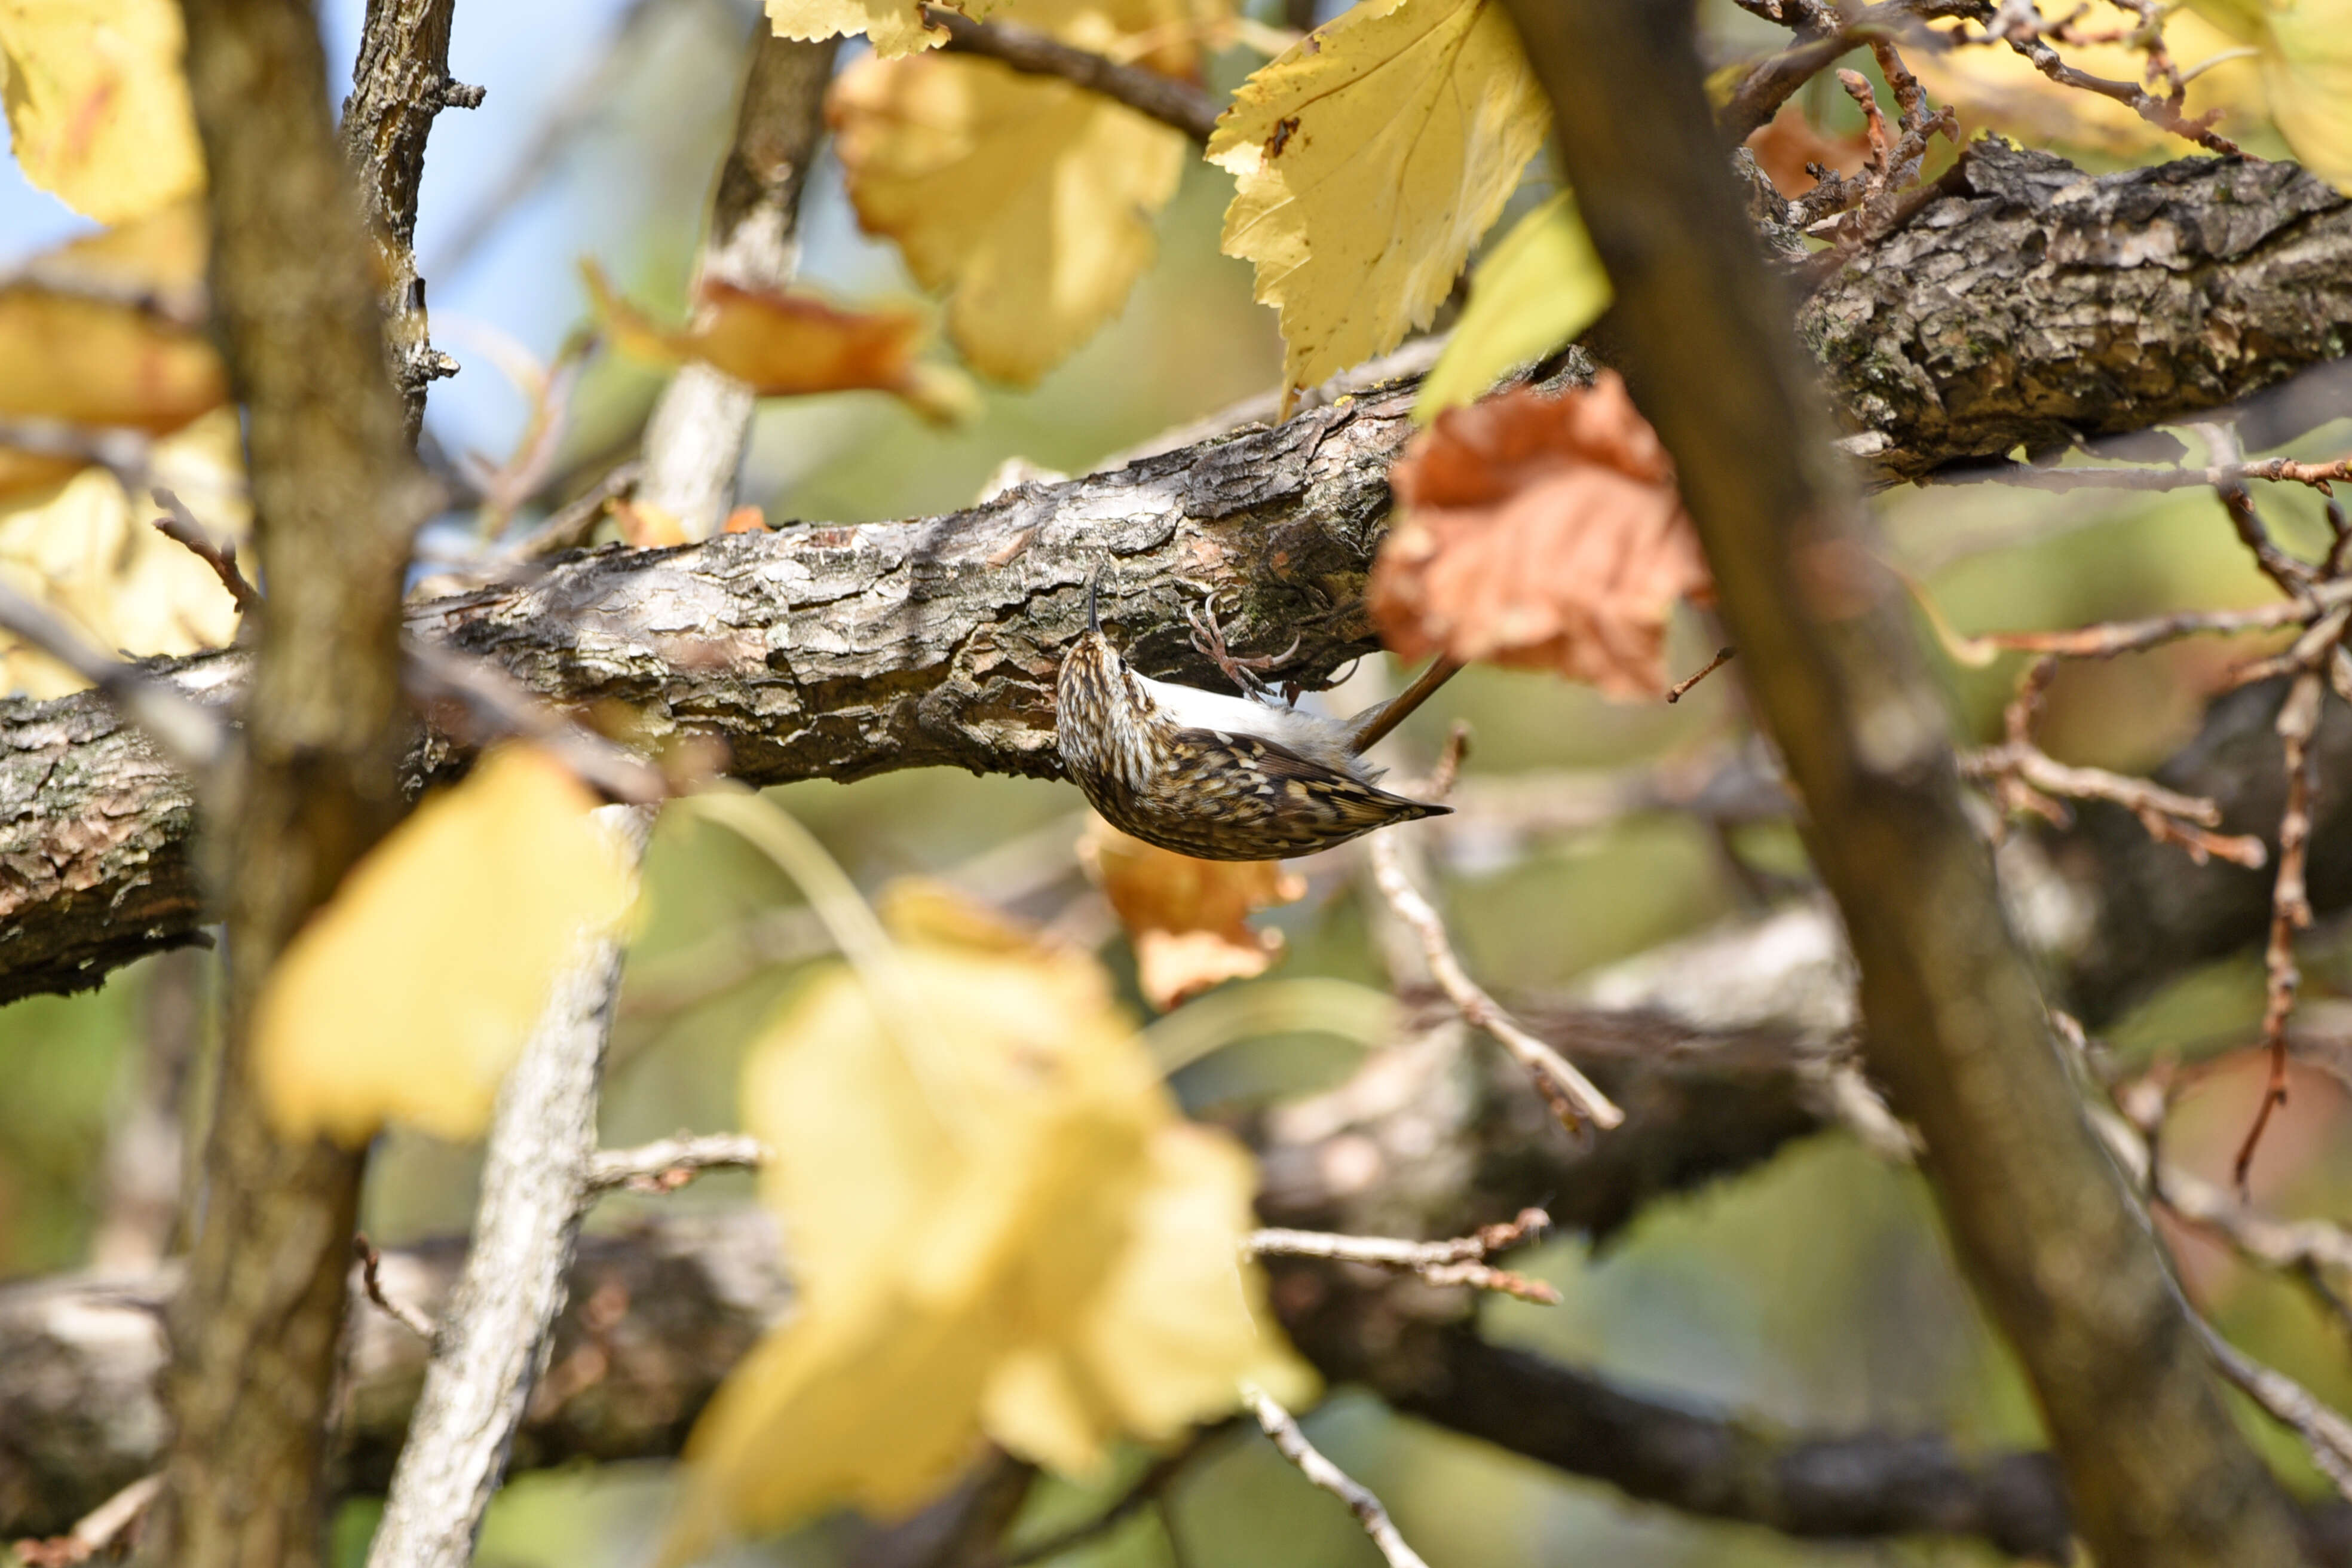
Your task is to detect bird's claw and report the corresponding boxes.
[1184,592,1300,697]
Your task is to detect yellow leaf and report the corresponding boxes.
[667,885,1299,1558]
[1079,815,1306,1011]
[0,0,204,222]
[254,746,638,1147]
[826,0,1190,384]
[768,0,981,59]
[0,410,247,697]
[0,204,225,441]
[984,1122,1315,1474]
[2217,0,2352,192]
[1907,11,2271,161]
[1207,0,1550,400]
[1416,191,1609,419]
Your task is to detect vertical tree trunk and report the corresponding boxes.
[1497,1,2308,1562]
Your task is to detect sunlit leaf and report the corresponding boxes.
[0,203,225,441]
[1207,0,1550,402]
[1372,375,1711,699]
[1416,191,1609,420]
[0,0,204,222]
[666,884,1302,1560]
[583,261,974,422]
[1079,815,1306,1010]
[2188,0,2352,191]
[254,746,638,1147]
[826,0,1192,384]
[768,0,992,59]
[0,410,246,697]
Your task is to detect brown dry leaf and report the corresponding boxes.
[0,410,247,697]
[0,0,204,222]
[663,883,1306,1561]
[1370,373,1711,700]
[253,745,638,1147]
[1207,0,1550,402]
[581,261,973,421]
[1079,815,1306,1010]
[1744,105,1869,197]
[0,202,225,442]
[826,0,1192,385]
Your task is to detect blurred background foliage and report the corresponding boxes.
[5,0,2352,1563]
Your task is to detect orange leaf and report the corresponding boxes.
[1744,105,1869,198]
[1079,816,1305,1012]
[722,504,770,534]
[581,261,972,422]
[1370,374,1712,700]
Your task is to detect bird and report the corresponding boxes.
[1055,581,1460,861]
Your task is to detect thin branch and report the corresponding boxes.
[583,1132,768,1196]
[1366,831,1622,1131]
[920,3,1222,143]
[356,1235,439,1343]
[1665,645,1735,703]
[0,580,229,775]
[150,486,262,615]
[1241,1385,1431,1568]
[2193,1315,2352,1500]
[1245,1208,1561,1303]
[10,1473,163,1568]
[1924,452,2352,495]
[402,636,670,804]
[363,810,655,1568]
[991,1425,1234,1568]
[505,460,639,561]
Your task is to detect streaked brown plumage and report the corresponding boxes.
[1055,612,1453,862]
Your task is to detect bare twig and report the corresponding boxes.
[1367,831,1622,1131]
[991,1425,1235,1568]
[402,637,669,804]
[1242,1385,1431,1568]
[1245,1208,1560,1303]
[1961,5,2243,154]
[2192,1315,2352,1500]
[920,3,1221,143]
[505,460,639,561]
[1666,645,1736,703]
[583,1132,768,1196]
[11,1473,163,1567]
[355,1235,438,1343]
[1924,452,2352,494]
[2238,666,2328,1188]
[150,486,262,614]
[0,580,229,774]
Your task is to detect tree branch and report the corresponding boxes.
[340,0,482,434]
[1500,1,2303,1562]
[921,3,1222,143]
[161,0,441,1562]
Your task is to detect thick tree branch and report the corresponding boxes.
[4,145,2351,1004]
[1502,0,2302,1562]
[1805,144,2352,487]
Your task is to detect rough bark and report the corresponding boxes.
[1805,143,2352,488]
[339,0,480,434]
[1502,1,2305,1563]
[361,808,650,1568]
[163,2,438,1565]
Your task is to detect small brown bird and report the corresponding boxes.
[1056,584,1459,861]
